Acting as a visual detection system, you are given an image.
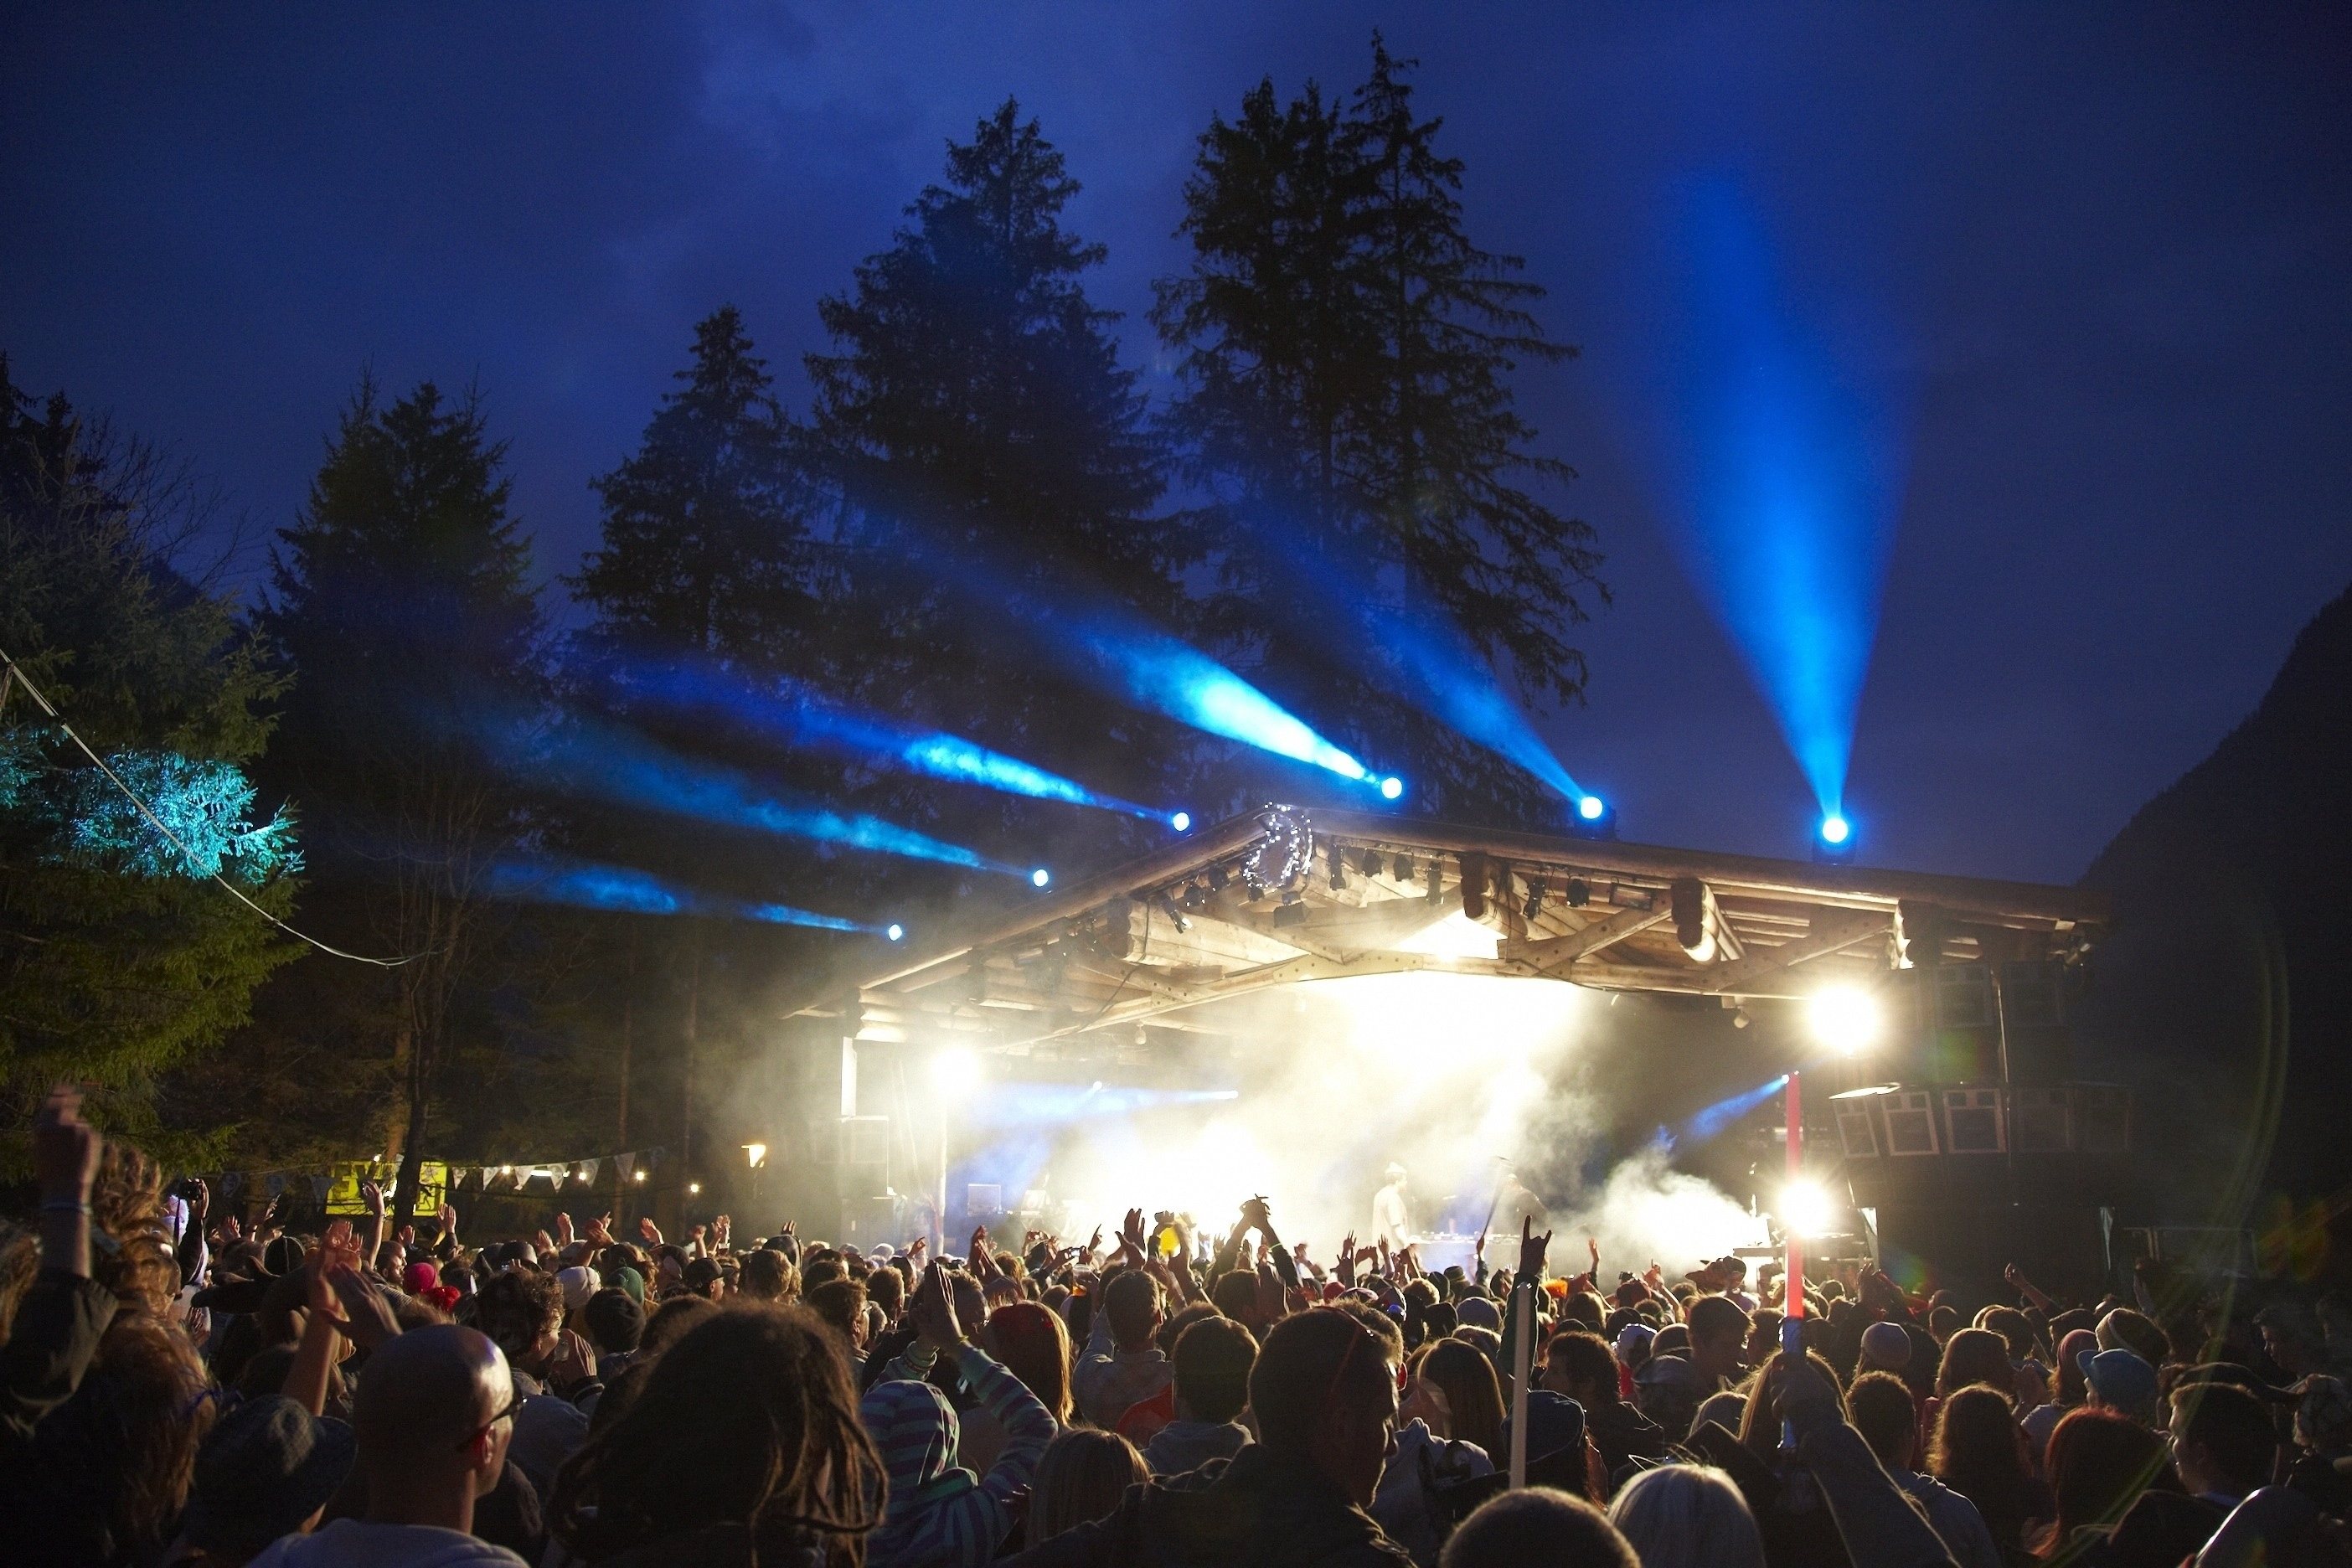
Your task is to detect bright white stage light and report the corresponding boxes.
[931,1045,984,1096]
[885,922,905,942]
[1820,814,1850,845]
[1030,868,1052,888]
[742,1142,767,1168]
[1781,1180,1834,1237]
[1808,986,1882,1055]
[1579,794,1606,822]
[1380,776,1404,800]
[1170,811,1192,833]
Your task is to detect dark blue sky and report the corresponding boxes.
[6,3,2347,885]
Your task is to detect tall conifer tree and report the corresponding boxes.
[1156,40,1604,823]
[255,377,543,1223]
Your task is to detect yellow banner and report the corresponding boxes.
[325,1160,447,1216]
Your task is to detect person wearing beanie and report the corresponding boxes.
[1859,1320,1912,1375]
[1456,1296,1502,1333]
[2080,1348,2160,1426]
[167,1395,357,1566]
[1498,1390,1594,1497]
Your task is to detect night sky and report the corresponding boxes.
[6,4,2347,886]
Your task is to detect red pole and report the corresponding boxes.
[1784,1069,1804,1336]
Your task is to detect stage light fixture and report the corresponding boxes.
[1328,850,1347,891]
[1170,811,1192,833]
[1813,813,1857,864]
[1808,986,1882,1055]
[1208,865,1229,893]
[1395,855,1414,883]
[1359,848,1383,878]
[1565,879,1591,908]
[1156,893,1190,933]
[1570,796,1618,841]
[1522,881,1545,921]
[1030,868,1051,889]
[1380,776,1405,801]
[885,922,905,942]
[1579,794,1605,821]
[1780,1180,1834,1238]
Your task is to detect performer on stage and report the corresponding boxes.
[1370,1163,1411,1250]
[1493,1166,1550,1236]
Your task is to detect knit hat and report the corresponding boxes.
[2081,1348,2159,1417]
[554,1266,596,1314]
[1500,1390,1587,1467]
[1457,1296,1503,1332]
[403,1260,440,1296]
[181,1395,355,1556]
[1859,1320,1913,1370]
[613,1265,647,1307]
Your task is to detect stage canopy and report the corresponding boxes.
[784,806,2108,1061]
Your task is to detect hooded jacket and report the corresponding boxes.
[863,1344,1055,1568]
[1004,1444,1414,1568]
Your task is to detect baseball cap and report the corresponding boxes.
[2080,1347,2159,1414]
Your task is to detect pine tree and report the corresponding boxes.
[0,358,298,1161]
[1155,40,1604,823]
[254,376,544,1224]
[575,306,815,664]
[567,307,828,1218]
[806,99,1185,853]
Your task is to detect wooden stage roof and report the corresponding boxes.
[786,806,2107,1057]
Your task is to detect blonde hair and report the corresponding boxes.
[1024,1429,1145,1550]
[1607,1463,1766,1568]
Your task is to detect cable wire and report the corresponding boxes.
[2,649,423,967]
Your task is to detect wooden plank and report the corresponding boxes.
[1106,900,1305,968]
[1695,909,1890,995]
[1503,903,1674,975]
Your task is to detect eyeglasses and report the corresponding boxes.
[457,1388,523,1452]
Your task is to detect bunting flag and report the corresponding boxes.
[614,1153,635,1181]
[266,1173,286,1197]
[309,1174,329,1203]
[577,1158,600,1185]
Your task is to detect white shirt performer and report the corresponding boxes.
[1370,1163,1411,1251]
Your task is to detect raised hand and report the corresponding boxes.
[1337,1231,1358,1289]
[554,1212,575,1246]
[911,1261,963,1352]
[586,1212,614,1246]
[637,1216,663,1246]
[1084,1225,1103,1258]
[437,1202,459,1240]
[32,1083,101,1201]
[1254,1260,1288,1324]
[1119,1207,1148,1263]
[907,1235,928,1262]
[1240,1194,1272,1235]
[1517,1215,1552,1285]
[183,1176,209,1228]
[359,1179,386,1220]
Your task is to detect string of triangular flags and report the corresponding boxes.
[200,1146,672,1207]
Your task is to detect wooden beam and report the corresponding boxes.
[1104,900,1304,968]
[1695,910,1890,995]
[1504,903,1674,976]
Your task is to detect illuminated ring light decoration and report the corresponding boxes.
[1241,804,1313,894]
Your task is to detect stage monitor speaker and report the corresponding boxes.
[1835,1098,1883,1158]
[838,1194,899,1247]
[2077,1085,2132,1154]
[2010,1086,2074,1153]
[1943,1087,2006,1153]
[1998,960,2074,1082]
[1885,1091,1942,1156]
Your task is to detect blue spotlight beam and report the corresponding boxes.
[1650,176,1910,822]
[616,658,1179,823]
[476,704,1024,876]
[487,857,894,936]
[1667,1072,1792,1148]
[868,518,1400,797]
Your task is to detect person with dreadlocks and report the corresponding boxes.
[545,1304,887,1566]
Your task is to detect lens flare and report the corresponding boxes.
[1781,1180,1834,1237]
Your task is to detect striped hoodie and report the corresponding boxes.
[862,1343,1055,1568]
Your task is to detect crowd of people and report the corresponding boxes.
[8,1081,2352,1567]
